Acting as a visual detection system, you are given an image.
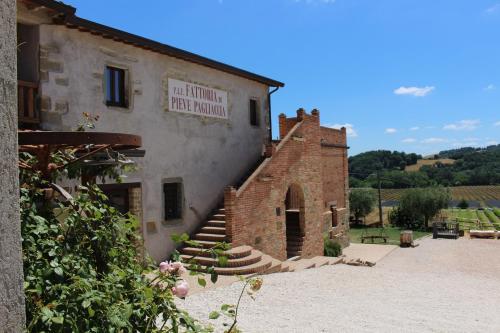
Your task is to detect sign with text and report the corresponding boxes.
[168,78,228,119]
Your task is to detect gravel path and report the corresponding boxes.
[179,238,500,332]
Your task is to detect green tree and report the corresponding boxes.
[349,188,377,223]
[457,199,469,209]
[390,187,450,230]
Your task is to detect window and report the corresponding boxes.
[163,182,182,220]
[249,99,259,126]
[105,66,128,107]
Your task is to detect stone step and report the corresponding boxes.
[211,214,226,221]
[206,220,226,228]
[310,256,331,268]
[208,255,273,275]
[216,208,225,214]
[180,245,252,259]
[263,257,283,274]
[188,240,218,249]
[287,250,302,258]
[286,245,303,252]
[284,259,315,272]
[286,238,304,245]
[326,257,344,265]
[200,226,226,235]
[180,250,262,268]
[193,233,227,242]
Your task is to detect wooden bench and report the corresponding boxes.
[432,222,459,239]
[361,228,388,243]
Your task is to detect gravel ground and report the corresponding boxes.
[179,238,500,333]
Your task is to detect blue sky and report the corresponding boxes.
[66,0,500,156]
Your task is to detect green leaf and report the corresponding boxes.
[208,311,220,320]
[198,277,207,287]
[88,307,95,317]
[54,267,63,276]
[144,287,153,301]
[82,300,91,308]
[210,272,218,284]
[51,316,64,324]
[217,255,228,267]
[221,304,230,311]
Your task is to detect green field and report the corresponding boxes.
[445,208,500,231]
[380,186,500,205]
[349,226,430,245]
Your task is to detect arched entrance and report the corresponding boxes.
[285,184,305,258]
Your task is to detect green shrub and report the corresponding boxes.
[19,152,214,332]
[324,238,342,257]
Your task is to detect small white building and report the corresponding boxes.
[17,0,284,261]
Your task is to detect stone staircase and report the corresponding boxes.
[178,206,345,275]
[286,220,305,258]
[179,206,282,275]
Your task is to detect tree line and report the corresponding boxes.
[349,144,500,188]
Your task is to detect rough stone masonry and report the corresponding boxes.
[0,0,26,331]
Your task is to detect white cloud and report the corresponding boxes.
[394,86,435,97]
[410,126,420,131]
[486,140,498,145]
[385,128,397,134]
[494,121,500,127]
[485,4,500,14]
[443,119,480,131]
[328,123,358,138]
[402,138,416,143]
[421,137,447,144]
[484,84,496,91]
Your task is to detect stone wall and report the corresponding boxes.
[37,24,272,261]
[0,0,26,331]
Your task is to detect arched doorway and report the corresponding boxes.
[285,184,305,258]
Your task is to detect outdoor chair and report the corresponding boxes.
[432,221,459,239]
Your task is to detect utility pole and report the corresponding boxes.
[377,171,383,226]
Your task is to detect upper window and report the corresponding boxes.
[249,99,259,126]
[163,182,182,220]
[105,66,128,108]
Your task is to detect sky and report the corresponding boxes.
[65,0,500,156]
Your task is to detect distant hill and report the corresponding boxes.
[349,144,500,188]
[404,158,455,172]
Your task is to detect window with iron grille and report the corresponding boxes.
[249,98,259,126]
[163,182,182,220]
[105,66,128,107]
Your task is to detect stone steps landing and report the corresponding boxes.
[179,207,284,275]
[281,256,343,272]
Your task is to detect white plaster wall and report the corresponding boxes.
[39,24,271,262]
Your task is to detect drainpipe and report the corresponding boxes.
[267,86,280,142]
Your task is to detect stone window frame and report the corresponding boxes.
[103,62,133,112]
[161,177,184,225]
[249,97,260,127]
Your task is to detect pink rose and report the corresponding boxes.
[172,280,189,298]
[170,261,186,275]
[159,261,171,274]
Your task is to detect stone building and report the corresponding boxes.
[15,0,349,270]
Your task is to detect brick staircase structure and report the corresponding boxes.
[178,108,350,275]
[179,206,284,275]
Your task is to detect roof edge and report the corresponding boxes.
[26,0,284,87]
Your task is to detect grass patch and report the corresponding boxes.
[349,225,430,246]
